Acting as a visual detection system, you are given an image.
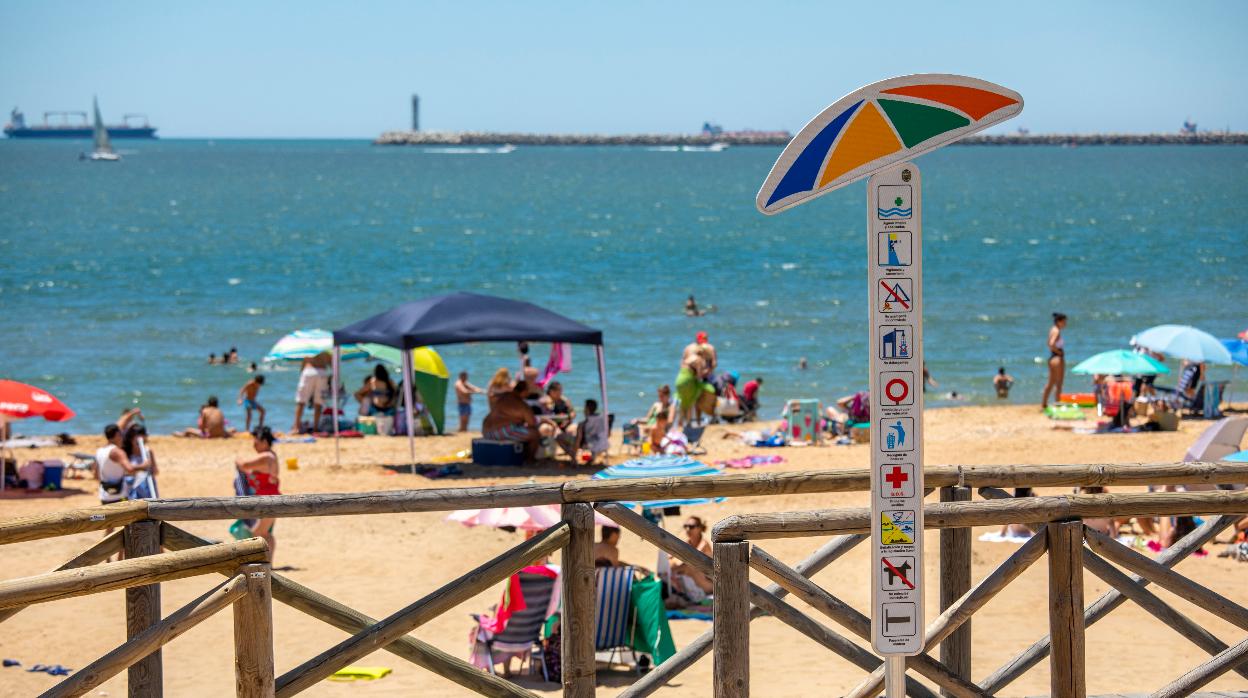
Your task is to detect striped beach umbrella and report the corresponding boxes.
[592,455,725,509]
[263,329,367,363]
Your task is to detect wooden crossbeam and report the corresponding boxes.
[1081,547,1248,680]
[38,573,248,697]
[979,510,1240,694]
[714,491,1248,540]
[844,526,1049,698]
[0,500,148,545]
[593,503,937,696]
[0,529,123,625]
[617,532,867,698]
[1084,526,1248,632]
[1152,635,1248,698]
[274,522,568,696]
[160,524,538,698]
[749,546,987,698]
[0,538,268,610]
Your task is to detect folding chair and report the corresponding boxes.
[595,565,643,671]
[474,571,558,681]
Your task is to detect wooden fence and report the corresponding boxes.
[1,461,1246,698]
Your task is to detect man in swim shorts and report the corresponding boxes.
[454,371,483,433]
[676,332,718,425]
[237,374,266,431]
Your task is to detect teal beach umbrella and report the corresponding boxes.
[264,329,367,363]
[1071,349,1170,376]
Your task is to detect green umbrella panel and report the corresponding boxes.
[1071,349,1170,376]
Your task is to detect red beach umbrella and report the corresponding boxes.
[0,380,76,422]
[1239,329,1248,341]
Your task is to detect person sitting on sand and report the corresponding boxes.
[668,516,714,595]
[235,427,280,561]
[826,390,870,434]
[176,396,234,438]
[237,374,266,431]
[482,381,541,462]
[594,526,630,567]
[486,367,513,409]
[575,399,609,465]
[993,367,1014,399]
[650,408,671,454]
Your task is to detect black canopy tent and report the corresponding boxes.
[330,292,609,467]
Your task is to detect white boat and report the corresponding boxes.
[86,97,120,162]
[680,142,729,152]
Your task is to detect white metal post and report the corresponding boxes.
[401,349,417,474]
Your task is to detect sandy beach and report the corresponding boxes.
[1,404,1245,697]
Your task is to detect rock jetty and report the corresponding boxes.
[376,130,1247,147]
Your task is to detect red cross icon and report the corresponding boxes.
[885,466,909,490]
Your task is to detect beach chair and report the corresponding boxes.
[473,571,558,681]
[621,422,643,456]
[66,452,96,479]
[595,565,643,671]
[681,424,707,456]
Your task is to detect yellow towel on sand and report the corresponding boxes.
[329,666,392,681]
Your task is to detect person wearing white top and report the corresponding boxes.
[95,423,149,505]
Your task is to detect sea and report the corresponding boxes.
[1,140,1245,435]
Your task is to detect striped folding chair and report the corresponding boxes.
[594,565,640,669]
[475,571,558,681]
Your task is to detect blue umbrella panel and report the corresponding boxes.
[592,455,726,509]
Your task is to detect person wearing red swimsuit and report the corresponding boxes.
[236,427,281,560]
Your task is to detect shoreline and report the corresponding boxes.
[375,130,1248,146]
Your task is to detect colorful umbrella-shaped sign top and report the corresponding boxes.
[1132,324,1234,365]
[0,380,75,422]
[592,455,725,510]
[1071,349,1170,376]
[263,329,368,363]
[757,74,1023,214]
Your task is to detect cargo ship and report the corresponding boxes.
[4,105,157,139]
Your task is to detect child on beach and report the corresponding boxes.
[575,399,609,465]
[237,374,266,431]
[454,371,483,432]
[235,426,280,561]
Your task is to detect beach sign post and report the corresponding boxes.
[756,74,1022,695]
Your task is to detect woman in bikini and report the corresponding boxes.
[1041,312,1068,409]
[236,426,281,561]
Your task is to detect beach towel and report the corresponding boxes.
[716,455,785,469]
[329,666,391,681]
[629,576,676,665]
[538,343,572,388]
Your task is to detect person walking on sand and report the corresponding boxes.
[676,332,718,424]
[454,371,483,432]
[1041,312,1067,409]
[236,427,280,561]
[237,374,266,431]
[993,366,1015,399]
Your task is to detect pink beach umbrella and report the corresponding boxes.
[447,504,613,532]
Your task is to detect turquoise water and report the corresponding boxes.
[1,140,1245,434]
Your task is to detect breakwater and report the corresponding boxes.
[375,130,1248,146]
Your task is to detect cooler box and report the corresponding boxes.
[41,463,64,490]
[472,439,525,466]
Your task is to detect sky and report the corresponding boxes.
[2,1,1246,138]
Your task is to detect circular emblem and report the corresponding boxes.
[884,378,909,404]
[901,169,912,182]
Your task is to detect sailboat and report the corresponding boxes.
[86,96,120,161]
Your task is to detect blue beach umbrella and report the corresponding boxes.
[1222,450,1248,463]
[1071,349,1170,376]
[592,455,725,509]
[1220,339,1248,367]
[1132,325,1234,365]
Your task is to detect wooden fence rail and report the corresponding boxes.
[2,461,1245,697]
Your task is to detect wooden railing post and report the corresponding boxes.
[939,486,972,694]
[1047,521,1085,698]
[561,503,596,697]
[713,541,749,698]
[123,520,162,697]
[234,562,275,698]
